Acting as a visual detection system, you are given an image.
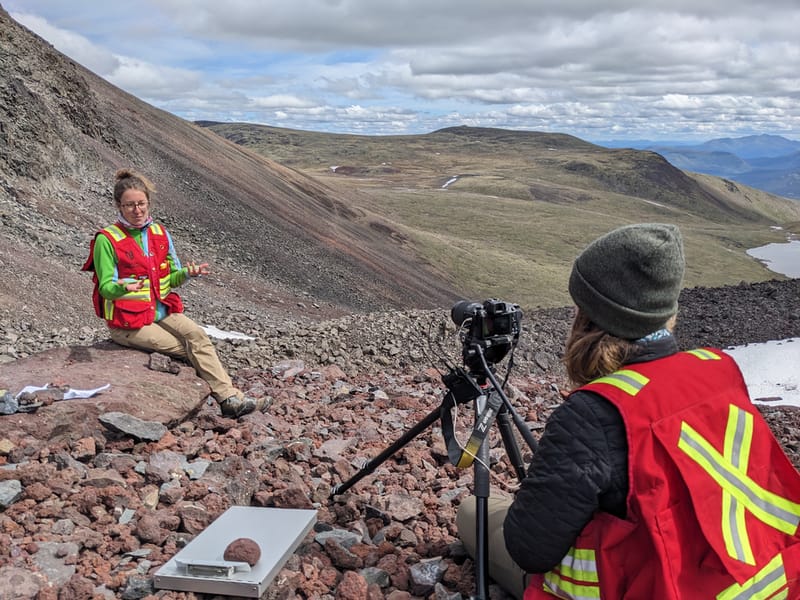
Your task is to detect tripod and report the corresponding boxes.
[330,344,538,600]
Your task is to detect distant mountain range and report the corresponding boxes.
[595,135,800,200]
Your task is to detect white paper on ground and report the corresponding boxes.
[15,383,111,400]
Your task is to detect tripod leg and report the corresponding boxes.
[330,396,451,496]
[496,408,527,481]
[503,400,539,454]
[481,364,538,455]
[474,429,491,600]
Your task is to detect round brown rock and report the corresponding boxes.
[223,537,261,566]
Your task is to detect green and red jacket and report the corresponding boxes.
[524,348,800,599]
[82,222,186,329]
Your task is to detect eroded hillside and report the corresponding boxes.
[0,7,462,340]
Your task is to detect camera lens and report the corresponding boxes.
[451,300,481,325]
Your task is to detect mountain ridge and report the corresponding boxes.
[197,120,799,224]
[196,119,800,307]
[597,134,800,199]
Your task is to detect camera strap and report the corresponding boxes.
[440,390,503,468]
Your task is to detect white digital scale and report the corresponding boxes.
[154,506,317,597]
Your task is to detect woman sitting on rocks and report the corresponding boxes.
[82,168,267,418]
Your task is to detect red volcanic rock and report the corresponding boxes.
[224,537,261,566]
[335,570,369,600]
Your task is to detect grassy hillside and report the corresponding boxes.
[199,122,800,309]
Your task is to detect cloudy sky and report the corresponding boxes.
[7,1,800,142]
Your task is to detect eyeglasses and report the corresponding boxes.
[120,201,148,211]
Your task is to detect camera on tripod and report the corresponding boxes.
[332,296,535,600]
[451,298,522,371]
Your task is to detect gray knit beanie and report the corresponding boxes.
[568,223,685,339]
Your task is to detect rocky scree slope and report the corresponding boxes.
[2,7,800,596]
[0,279,799,599]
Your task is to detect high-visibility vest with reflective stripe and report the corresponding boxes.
[82,222,183,329]
[524,349,800,600]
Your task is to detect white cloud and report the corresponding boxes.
[250,95,316,109]
[6,1,800,140]
[11,12,120,76]
[11,10,205,102]
[110,57,204,100]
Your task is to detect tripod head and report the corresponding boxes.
[441,366,484,405]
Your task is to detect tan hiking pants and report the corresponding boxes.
[456,496,529,600]
[109,312,239,402]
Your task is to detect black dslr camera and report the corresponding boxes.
[451,298,522,372]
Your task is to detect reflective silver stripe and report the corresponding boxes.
[730,407,746,467]
[718,554,787,600]
[726,567,783,600]
[561,556,596,575]
[103,224,126,242]
[603,372,644,391]
[543,547,600,599]
[686,348,722,360]
[727,408,749,562]
[592,369,649,396]
[679,430,800,528]
[727,495,747,563]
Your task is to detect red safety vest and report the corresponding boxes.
[525,348,800,600]
[82,222,183,329]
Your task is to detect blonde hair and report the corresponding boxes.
[113,168,156,206]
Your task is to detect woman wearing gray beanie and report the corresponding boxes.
[458,223,800,599]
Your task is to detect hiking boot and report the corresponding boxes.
[219,395,271,418]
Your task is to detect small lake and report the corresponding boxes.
[747,240,800,278]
